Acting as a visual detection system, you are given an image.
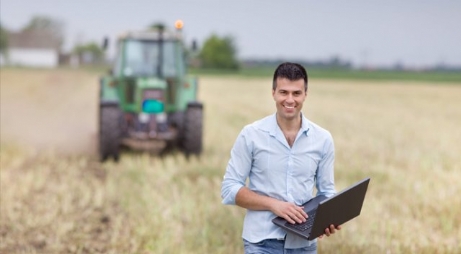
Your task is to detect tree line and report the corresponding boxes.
[0,16,239,70]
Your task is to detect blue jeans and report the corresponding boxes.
[243,239,317,254]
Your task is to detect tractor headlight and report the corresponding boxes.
[142,99,164,113]
[138,113,150,123]
[156,112,167,123]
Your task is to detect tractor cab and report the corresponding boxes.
[114,30,186,78]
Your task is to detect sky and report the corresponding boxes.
[1,0,461,68]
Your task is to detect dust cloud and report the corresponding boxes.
[1,69,100,156]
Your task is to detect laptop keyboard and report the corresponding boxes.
[285,210,316,232]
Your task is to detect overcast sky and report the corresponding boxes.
[1,0,460,68]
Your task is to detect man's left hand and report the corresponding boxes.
[318,224,341,239]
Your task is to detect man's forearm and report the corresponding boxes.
[235,186,308,224]
[235,186,276,211]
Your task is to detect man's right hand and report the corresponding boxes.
[235,187,307,224]
[271,200,308,224]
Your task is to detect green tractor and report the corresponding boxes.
[98,22,203,161]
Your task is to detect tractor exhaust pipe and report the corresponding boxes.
[157,25,164,78]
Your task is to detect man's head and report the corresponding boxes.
[272,62,308,92]
[272,62,308,122]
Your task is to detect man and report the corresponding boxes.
[221,62,340,253]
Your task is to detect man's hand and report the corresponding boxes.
[234,188,307,224]
[271,200,308,224]
[318,224,342,239]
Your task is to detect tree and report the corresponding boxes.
[73,42,105,64]
[199,34,239,70]
[22,15,64,50]
[0,23,8,54]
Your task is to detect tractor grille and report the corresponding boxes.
[143,89,164,101]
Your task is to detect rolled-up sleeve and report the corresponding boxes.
[221,128,253,205]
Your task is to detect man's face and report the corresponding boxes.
[272,77,307,121]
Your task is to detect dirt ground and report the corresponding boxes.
[1,68,99,156]
[0,68,134,253]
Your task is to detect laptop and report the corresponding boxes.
[272,177,370,240]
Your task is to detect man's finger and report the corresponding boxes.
[288,208,306,223]
[284,214,296,224]
[292,212,305,223]
[329,224,336,234]
[298,206,308,218]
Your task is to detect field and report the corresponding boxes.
[1,68,460,253]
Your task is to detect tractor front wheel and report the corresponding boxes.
[182,103,203,156]
[99,104,122,162]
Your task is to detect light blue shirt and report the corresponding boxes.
[221,113,336,248]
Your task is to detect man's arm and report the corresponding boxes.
[317,132,341,237]
[235,186,308,224]
[316,134,336,197]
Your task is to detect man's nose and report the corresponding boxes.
[286,94,294,103]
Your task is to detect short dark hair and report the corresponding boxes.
[272,62,308,92]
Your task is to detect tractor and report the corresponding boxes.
[98,21,203,161]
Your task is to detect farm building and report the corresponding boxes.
[1,30,61,68]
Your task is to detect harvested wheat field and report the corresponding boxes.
[1,68,460,253]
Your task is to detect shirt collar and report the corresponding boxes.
[264,113,310,137]
[300,113,310,136]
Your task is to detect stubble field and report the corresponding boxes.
[1,68,460,253]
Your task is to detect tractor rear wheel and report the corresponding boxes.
[99,105,122,162]
[182,103,203,156]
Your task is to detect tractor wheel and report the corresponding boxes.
[182,104,203,156]
[99,105,122,162]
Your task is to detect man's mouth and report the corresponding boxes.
[284,105,295,109]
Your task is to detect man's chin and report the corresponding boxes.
[279,112,299,120]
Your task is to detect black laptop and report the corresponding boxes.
[272,177,370,240]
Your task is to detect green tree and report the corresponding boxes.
[0,23,8,54]
[199,34,239,70]
[73,42,105,64]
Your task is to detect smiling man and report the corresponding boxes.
[221,62,340,254]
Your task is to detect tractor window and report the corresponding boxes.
[122,40,184,77]
[162,42,176,77]
[114,43,124,76]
